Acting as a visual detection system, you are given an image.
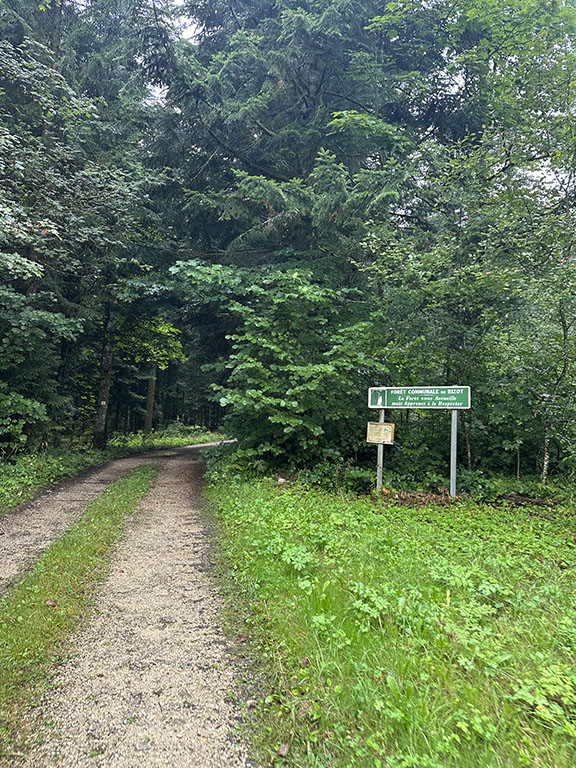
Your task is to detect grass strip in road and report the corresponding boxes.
[208,478,576,768]
[0,464,158,760]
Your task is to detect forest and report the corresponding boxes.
[2,0,576,486]
[4,3,576,767]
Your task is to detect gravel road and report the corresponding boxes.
[14,447,252,768]
[0,455,159,596]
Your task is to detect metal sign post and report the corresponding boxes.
[376,409,384,492]
[450,409,457,497]
[367,386,470,498]
[365,413,393,492]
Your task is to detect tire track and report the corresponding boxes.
[18,449,251,768]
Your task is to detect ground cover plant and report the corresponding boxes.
[106,425,224,453]
[208,477,576,767]
[0,464,157,759]
[0,426,222,516]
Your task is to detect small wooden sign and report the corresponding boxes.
[366,422,395,444]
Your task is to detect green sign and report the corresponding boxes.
[369,386,471,410]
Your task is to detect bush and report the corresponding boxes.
[215,270,385,471]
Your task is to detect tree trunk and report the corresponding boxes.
[144,363,157,434]
[459,412,472,471]
[541,427,551,485]
[40,2,63,143]
[50,0,63,56]
[92,304,115,449]
[516,445,521,481]
[538,302,572,485]
[114,395,121,433]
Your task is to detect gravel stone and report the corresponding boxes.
[17,448,253,768]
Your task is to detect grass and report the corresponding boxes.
[0,425,223,516]
[107,426,223,453]
[207,477,576,768]
[0,464,157,759]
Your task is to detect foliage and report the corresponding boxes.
[159,0,576,476]
[115,317,185,370]
[0,383,48,451]
[174,262,385,469]
[0,0,175,448]
[2,0,576,474]
[208,476,576,767]
[0,465,157,758]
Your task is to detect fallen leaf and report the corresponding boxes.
[278,743,290,757]
[235,633,249,644]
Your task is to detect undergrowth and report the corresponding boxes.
[0,464,157,760]
[107,423,223,452]
[208,477,576,768]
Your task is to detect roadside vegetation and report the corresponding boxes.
[0,465,157,760]
[3,0,576,488]
[0,426,223,516]
[107,424,224,453]
[209,476,576,768]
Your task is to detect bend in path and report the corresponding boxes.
[0,443,225,597]
[18,450,251,768]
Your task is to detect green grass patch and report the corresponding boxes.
[208,478,576,768]
[0,464,157,759]
[107,426,224,453]
[0,426,222,516]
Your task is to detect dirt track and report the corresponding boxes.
[6,446,252,768]
[0,454,158,596]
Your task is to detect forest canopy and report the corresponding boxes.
[1,0,576,483]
